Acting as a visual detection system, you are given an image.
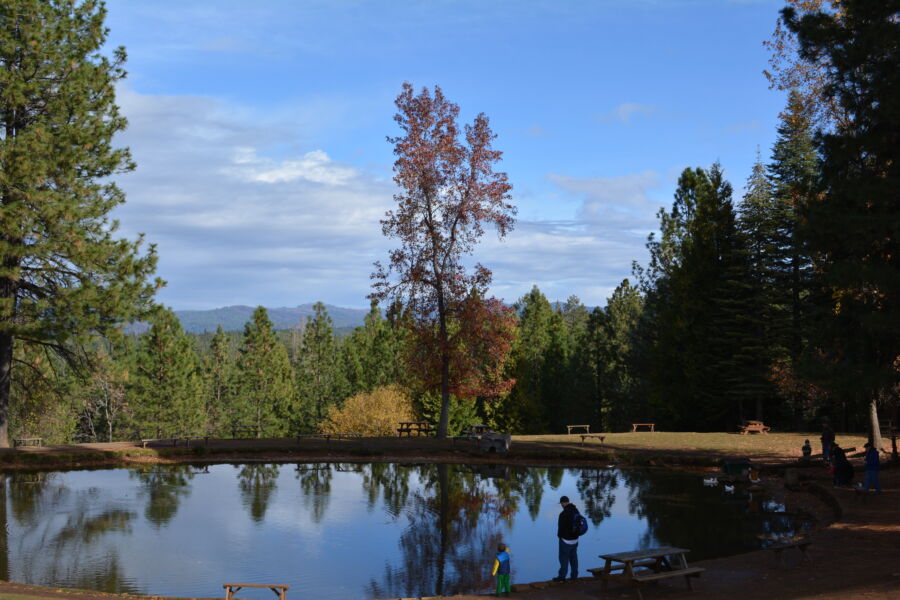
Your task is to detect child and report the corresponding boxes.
[492,543,511,597]
[801,439,812,459]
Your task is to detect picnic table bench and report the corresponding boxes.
[231,424,259,439]
[580,434,606,446]
[631,423,655,432]
[592,546,704,600]
[223,583,289,600]
[567,424,591,434]
[397,421,434,437]
[739,420,771,434]
[13,437,42,447]
[139,437,179,448]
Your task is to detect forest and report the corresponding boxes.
[1,0,897,446]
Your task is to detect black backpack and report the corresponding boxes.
[572,512,588,537]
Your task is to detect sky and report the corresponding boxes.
[104,0,790,310]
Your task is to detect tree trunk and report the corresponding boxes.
[869,394,884,450]
[438,354,450,439]
[0,331,10,448]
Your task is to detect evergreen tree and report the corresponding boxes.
[233,307,294,437]
[639,164,763,429]
[131,308,203,438]
[785,0,899,443]
[0,0,158,446]
[342,301,405,396]
[295,302,346,432]
[205,326,232,435]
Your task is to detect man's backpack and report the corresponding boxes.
[572,512,588,537]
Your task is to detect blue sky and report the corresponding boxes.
[105,0,789,310]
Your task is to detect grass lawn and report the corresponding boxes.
[514,431,870,460]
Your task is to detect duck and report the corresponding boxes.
[724,484,735,493]
[703,477,718,486]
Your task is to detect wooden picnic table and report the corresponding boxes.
[567,424,590,434]
[739,420,770,434]
[631,423,655,432]
[13,437,42,447]
[231,423,259,439]
[397,421,434,437]
[590,546,704,600]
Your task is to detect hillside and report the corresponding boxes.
[173,304,369,333]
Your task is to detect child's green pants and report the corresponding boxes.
[496,573,510,595]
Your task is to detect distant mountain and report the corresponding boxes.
[173,304,369,334]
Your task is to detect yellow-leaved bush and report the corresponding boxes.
[319,385,416,436]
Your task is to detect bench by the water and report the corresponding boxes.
[580,434,606,446]
[567,424,590,434]
[13,437,42,447]
[139,435,209,448]
[631,423,655,432]
[739,420,771,434]
[591,546,703,600]
[223,583,289,600]
[231,423,259,439]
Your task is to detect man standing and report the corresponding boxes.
[553,496,579,582]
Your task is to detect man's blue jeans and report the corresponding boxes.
[863,468,881,492]
[558,538,578,579]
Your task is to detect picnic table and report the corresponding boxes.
[631,423,655,432]
[397,421,434,437]
[12,437,42,447]
[739,420,770,434]
[567,424,590,434]
[589,546,704,600]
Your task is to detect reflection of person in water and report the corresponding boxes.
[491,543,511,597]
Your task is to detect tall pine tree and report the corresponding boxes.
[0,0,158,446]
[131,308,203,438]
[233,307,294,437]
[295,302,346,432]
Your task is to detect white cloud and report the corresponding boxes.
[228,148,357,185]
[598,102,657,124]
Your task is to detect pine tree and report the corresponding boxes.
[205,326,232,435]
[785,0,899,443]
[0,0,159,446]
[233,307,294,437]
[342,301,405,396]
[295,302,346,432]
[131,308,203,438]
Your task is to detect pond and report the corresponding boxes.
[0,463,811,600]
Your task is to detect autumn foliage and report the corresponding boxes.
[319,385,415,437]
[371,83,517,437]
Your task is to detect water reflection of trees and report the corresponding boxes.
[130,465,195,527]
[614,470,799,560]
[576,468,618,525]
[237,464,280,523]
[367,464,552,599]
[5,472,138,593]
[295,464,332,523]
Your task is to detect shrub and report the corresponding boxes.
[319,386,415,436]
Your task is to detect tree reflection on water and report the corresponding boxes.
[237,464,280,523]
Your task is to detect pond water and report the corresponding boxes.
[0,463,811,600]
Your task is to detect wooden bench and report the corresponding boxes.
[231,424,259,439]
[769,539,812,567]
[631,423,655,432]
[567,424,590,434]
[13,437,42,447]
[223,583,289,600]
[140,438,179,448]
[580,434,606,446]
[182,435,210,446]
[739,420,771,434]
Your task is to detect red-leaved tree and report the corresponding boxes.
[371,83,517,438]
